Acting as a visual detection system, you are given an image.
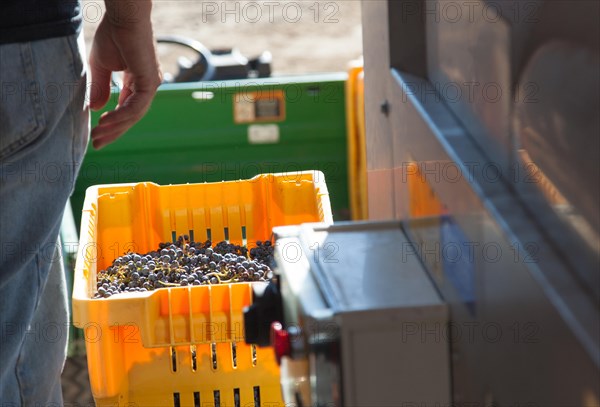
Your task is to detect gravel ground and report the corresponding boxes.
[82,0,363,75]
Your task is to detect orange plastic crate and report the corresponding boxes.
[72,171,332,406]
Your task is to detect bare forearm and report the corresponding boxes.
[89,0,161,149]
[104,0,153,28]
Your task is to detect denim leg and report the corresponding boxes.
[0,33,89,406]
[15,242,69,407]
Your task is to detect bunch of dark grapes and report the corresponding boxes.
[214,241,248,257]
[94,236,273,299]
[249,240,274,266]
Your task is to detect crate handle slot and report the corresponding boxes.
[231,341,237,368]
[254,386,261,407]
[191,345,197,372]
[214,390,221,407]
[251,344,257,366]
[224,227,230,242]
[173,392,180,407]
[194,392,200,407]
[170,347,177,373]
[211,343,218,370]
[234,388,240,407]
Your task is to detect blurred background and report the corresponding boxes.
[82,0,363,75]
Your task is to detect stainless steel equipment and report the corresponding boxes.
[361,0,599,405]
[247,221,451,406]
[245,1,599,405]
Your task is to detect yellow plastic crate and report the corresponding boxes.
[345,60,368,220]
[72,171,332,407]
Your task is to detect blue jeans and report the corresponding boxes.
[0,33,89,406]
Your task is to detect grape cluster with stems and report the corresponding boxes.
[94,235,274,299]
[249,240,274,266]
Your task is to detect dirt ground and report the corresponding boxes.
[82,0,363,75]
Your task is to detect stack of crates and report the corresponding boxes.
[72,171,332,406]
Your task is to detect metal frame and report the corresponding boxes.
[362,0,599,404]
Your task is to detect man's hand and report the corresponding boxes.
[89,0,161,150]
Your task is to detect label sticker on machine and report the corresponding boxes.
[248,124,280,144]
[234,90,286,124]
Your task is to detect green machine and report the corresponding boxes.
[70,73,350,226]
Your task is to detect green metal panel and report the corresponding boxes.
[71,73,349,227]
